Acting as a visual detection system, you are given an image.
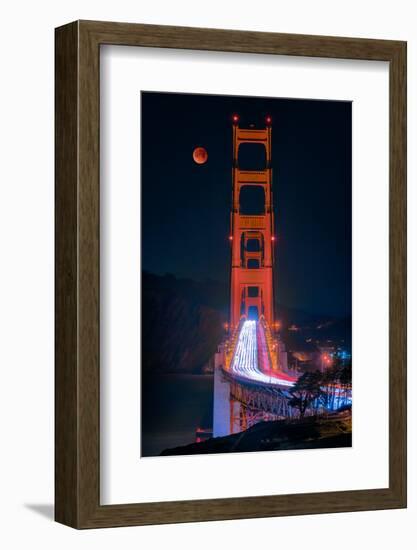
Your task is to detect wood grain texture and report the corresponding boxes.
[55,21,79,527]
[388,41,407,504]
[55,20,407,529]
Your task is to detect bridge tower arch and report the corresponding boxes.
[229,117,275,330]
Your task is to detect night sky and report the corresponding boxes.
[141,92,352,318]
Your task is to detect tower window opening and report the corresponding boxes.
[238,142,267,171]
[247,258,260,269]
[239,186,265,215]
[247,286,259,297]
[247,306,259,320]
[246,238,261,252]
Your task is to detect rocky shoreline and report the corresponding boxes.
[160,409,352,456]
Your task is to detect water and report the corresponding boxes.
[141,373,214,457]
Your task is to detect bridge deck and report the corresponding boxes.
[230,320,295,388]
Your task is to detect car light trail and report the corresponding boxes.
[230,320,294,387]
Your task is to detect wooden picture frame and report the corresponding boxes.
[55,20,407,529]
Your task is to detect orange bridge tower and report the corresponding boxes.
[229,115,275,330]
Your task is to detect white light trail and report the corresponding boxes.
[230,320,294,387]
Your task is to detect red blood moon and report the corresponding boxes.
[193,146,208,165]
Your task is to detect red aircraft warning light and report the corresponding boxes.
[232,114,240,124]
[265,115,272,125]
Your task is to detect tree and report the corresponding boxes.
[288,371,324,418]
[339,360,352,406]
[321,357,352,410]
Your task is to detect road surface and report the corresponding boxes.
[230,320,294,388]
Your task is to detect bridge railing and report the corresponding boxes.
[258,317,279,371]
[223,317,246,372]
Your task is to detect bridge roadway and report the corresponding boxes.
[230,320,295,388]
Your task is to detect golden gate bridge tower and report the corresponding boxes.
[213,114,296,437]
[230,114,275,329]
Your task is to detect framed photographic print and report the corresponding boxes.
[55,20,406,528]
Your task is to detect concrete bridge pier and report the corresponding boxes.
[213,347,231,437]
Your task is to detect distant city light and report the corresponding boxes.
[322,352,332,366]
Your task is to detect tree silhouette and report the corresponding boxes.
[288,371,324,418]
[321,357,352,410]
[339,360,352,406]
